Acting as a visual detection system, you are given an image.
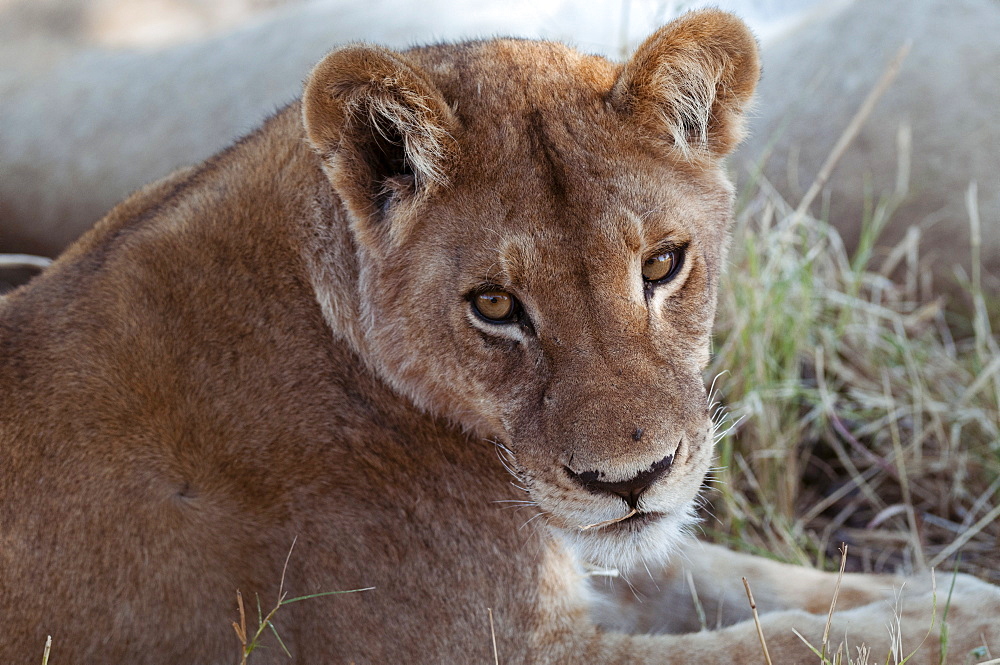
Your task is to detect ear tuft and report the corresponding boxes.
[611,10,760,159]
[302,46,457,226]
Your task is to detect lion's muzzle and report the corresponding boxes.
[564,453,674,510]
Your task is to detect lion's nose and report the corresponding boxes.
[565,454,674,509]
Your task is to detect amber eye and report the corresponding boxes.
[473,289,517,322]
[642,248,683,283]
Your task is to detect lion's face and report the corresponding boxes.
[362,148,732,571]
[302,15,758,571]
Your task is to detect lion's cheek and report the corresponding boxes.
[357,284,537,437]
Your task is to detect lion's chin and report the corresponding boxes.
[552,506,698,574]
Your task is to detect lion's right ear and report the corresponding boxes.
[610,10,759,160]
[302,46,457,242]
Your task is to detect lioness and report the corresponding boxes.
[2,10,998,663]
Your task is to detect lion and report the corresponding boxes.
[2,10,998,663]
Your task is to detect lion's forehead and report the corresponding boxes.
[413,40,627,166]
[392,39,735,309]
[411,38,619,110]
[404,40,736,257]
[422,171,730,287]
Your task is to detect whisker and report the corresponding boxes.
[706,370,730,407]
[711,415,745,444]
[617,570,645,603]
[641,560,660,590]
[492,500,539,512]
[487,436,515,455]
[694,500,718,522]
[490,441,529,492]
[519,512,546,531]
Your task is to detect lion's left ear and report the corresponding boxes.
[302,45,457,242]
[611,10,760,159]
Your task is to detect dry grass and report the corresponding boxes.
[232,538,375,663]
[742,575,774,665]
[704,170,1000,582]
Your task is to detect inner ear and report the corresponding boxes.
[612,9,760,159]
[367,121,416,212]
[302,45,457,244]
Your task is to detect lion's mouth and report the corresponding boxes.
[580,509,664,533]
[555,503,695,571]
[612,510,664,531]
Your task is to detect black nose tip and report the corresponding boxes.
[565,454,674,509]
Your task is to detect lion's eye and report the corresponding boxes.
[642,248,683,283]
[473,290,517,322]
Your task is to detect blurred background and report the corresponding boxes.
[0,0,825,53]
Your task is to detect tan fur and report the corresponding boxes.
[2,11,998,663]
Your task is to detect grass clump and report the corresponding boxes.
[705,181,1000,581]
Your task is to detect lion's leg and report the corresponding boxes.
[590,540,904,634]
[564,565,1000,663]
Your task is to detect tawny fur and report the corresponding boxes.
[2,11,998,663]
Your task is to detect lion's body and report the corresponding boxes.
[2,12,998,663]
[3,106,539,662]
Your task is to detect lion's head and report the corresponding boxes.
[302,10,759,572]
